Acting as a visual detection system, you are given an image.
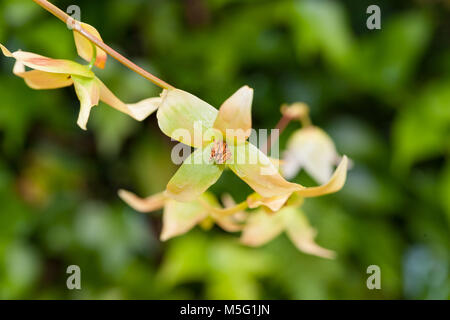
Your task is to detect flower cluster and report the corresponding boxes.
[120,91,349,258]
[2,14,349,258]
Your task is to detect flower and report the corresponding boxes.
[283,126,341,183]
[241,158,347,257]
[118,190,246,241]
[156,86,347,202]
[240,199,335,259]
[280,102,343,184]
[0,44,160,130]
[241,106,349,257]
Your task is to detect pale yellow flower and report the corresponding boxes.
[1,44,160,130]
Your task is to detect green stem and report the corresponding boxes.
[199,198,248,217]
[87,42,97,70]
[299,113,312,128]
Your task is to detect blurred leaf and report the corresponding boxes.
[290,0,354,69]
[346,11,433,97]
[441,160,450,226]
[393,80,450,172]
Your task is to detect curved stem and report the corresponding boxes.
[32,0,174,90]
[199,198,248,217]
[263,114,294,155]
[299,113,312,128]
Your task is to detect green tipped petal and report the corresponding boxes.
[157,89,218,147]
[161,199,208,241]
[72,75,100,130]
[165,143,224,201]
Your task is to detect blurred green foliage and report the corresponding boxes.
[0,0,449,299]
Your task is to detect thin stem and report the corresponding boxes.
[263,114,294,155]
[32,0,174,90]
[273,114,293,136]
[299,113,312,128]
[199,198,248,217]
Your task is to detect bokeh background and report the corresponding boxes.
[0,0,449,299]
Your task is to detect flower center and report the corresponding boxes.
[210,140,231,164]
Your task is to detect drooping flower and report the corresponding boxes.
[236,101,349,212]
[241,156,347,257]
[280,103,342,183]
[156,86,347,202]
[241,199,335,259]
[118,190,246,241]
[0,44,160,130]
[283,126,342,183]
[241,106,348,257]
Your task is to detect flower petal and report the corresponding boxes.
[97,79,161,120]
[208,194,247,232]
[165,143,224,201]
[11,58,73,89]
[73,22,108,69]
[72,75,100,130]
[161,198,208,241]
[283,126,339,183]
[214,215,245,232]
[157,89,218,147]
[247,193,291,212]
[0,43,13,57]
[213,86,253,144]
[284,208,335,259]
[196,192,244,231]
[118,189,165,212]
[240,209,285,246]
[14,68,73,89]
[1,44,94,78]
[227,142,302,198]
[220,194,248,223]
[297,155,348,198]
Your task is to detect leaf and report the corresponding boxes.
[72,75,100,130]
[227,142,301,198]
[157,89,218,147]
[165,143,224,201]
[440,161,450,225]
[73,22,108,69]
[291,0,353,68]
[213,85,253,144]
[348,11,432,94]
[392,81,450,172]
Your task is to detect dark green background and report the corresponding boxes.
[0,0,448,299]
